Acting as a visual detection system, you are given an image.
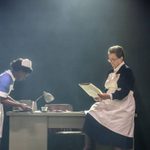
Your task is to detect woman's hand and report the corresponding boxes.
[97,93,110,100]
[19,103,32,111]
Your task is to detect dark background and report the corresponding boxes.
[0,0,150,149]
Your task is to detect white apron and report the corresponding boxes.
[89,71,135,137]
[0,103,4,138]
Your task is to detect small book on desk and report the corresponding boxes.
[79,83,103,99]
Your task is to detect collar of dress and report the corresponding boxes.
[113,61,125,73]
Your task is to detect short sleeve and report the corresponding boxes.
[0,73,12,98]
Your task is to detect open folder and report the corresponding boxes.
[79,83,103,98]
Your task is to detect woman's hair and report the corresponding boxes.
[108,45,125,60]
[10,58,33,73]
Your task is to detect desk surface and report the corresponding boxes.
[7,111,85,116]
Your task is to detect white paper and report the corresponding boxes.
[79,83,102,98]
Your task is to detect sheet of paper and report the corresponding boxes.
[79,83,102,98]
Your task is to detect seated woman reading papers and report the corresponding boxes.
[81,45,135,150]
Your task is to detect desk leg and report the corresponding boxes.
[9,116,47,150]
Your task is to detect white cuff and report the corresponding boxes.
[0,91,8,98]
[109,94,113,100]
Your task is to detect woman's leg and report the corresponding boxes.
[0,138,1,150]
[83,134,96,150]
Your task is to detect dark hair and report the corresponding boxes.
[10,58,32,73]
[108,45,125,60]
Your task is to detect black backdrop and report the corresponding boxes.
[0,0,150,149]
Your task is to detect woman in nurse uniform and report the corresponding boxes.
[0,58,32,147]
[83,45,135,150]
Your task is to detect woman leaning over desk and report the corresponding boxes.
[0,58,32,149]
[83,45,135,150]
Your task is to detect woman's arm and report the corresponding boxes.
[0,96,32,111]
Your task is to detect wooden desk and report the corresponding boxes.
[7,111,85,150]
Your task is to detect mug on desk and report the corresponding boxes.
[41,106,48,112]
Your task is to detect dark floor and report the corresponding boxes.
[48,133,85,150]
